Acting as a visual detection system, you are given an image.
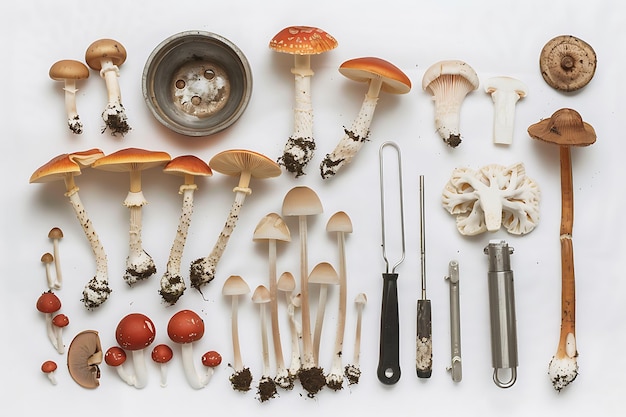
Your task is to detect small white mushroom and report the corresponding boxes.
[422,60,479,147]
[485,76,528,145]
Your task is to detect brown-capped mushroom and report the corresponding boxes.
[320,57,411,179]
[309,262,339,368]
[528,108,596,391]
[48,227,64,289]
[67,330,103,389]
[270,26,338,177]
[49,60,90,134]
[160,155,212,305]
[41,252,56,290]
[85,38,130,135]
[190,150,280,291]
[92,148,171,286]
[539,35,597,92]
[30,149,111,309]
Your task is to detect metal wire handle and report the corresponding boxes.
[379,141,406,273]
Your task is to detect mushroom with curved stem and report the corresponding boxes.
[41,252,56,290]
[539,35,597,92]
[278,271,301,377]
[30,149,111,309]
[253,213,292,389]
[41,360,58,385]
[422,60,479,148]
[160,155,213,305]
[151,344,174,387]
[325,211,353,390]
[201,350,222,382]
[36,291,62,352]
[52,313,69,354]
[167,309,214,389]
[190,150,281,291]
[222,275,253,391]
[282,186,325,396]
[92,148,171,286]
[320,57,411,179]
[49,60,90,134]
[527,108,596,391]
[252,285,278,402]
[85,38,130,135]
[269,26,338,177]
[104,346,136,386]
[48,227,64,289]
[67,330,103,389]
[485,77,528,145]
[345,292,367,385]
[309,262,340,367]
[115,313,157,389]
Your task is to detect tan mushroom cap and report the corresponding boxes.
[49,59,90,81]
[253,212,291,242]
[67,330,103,389]
[539,35,597,92]
[339,57,412,94]
[222,275,250,296]
[91,147,172,172]
[269,26,338,55]
[85,38,127,71]
[326,211,353,233]
[41,252,54,264]
[252,285,271,303]
[163,155,213,177]
[48,227,64,240]
[528,108,596,147]
[281,185,323,217]
[209,149,281,179]
[277,271,296,292]
[308,262,339,285]
[29,149,105,184]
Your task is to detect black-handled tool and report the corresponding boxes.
[377,141,405,385]
[416,175,433,378]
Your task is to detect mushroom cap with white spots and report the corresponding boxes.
[269,26,337,55]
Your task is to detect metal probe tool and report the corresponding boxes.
[416,175,432,378]
[445,260,462,382]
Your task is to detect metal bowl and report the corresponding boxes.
[142,31,253,137]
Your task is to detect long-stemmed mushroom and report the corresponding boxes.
[484,77,528,145]
[309,262,340,367]
[345,292,367,385]
[527,108,596,391]
[282,186,325,396]
[277,271,301,378]
[325,211,353,390]
[41,253,56,290]
[190,150,281,291]
[92,148,171,286]
[49,60,90,134]
[270,26,338,177]
[48,227,64,289]
[160,155,213,304]
[222,275,253,392]
[253,213,292,389]
[422,60,479,148]
[30,149,111,309]
[252,285,278,402]
[85,38,131,135]
[320,57,411,179]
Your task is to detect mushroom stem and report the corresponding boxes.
[312,283,329,365]
[44,313,59,351]
[297,215,314,369]
[131,349,149,389]
[327,232,348,389]
[123,191,156,285]
[287,293,302,376]
[231,295,244,372]
[259,301,271,378]
[267,240,289,386]
[345,293,366,384]
[181,343,208,389]
[63,79,81,133]
[488,89,523,145]
[99,58,129,134]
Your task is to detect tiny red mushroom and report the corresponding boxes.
[41,360,58,385]
[167,309,212,389]
[52,313,69,354]
[104,346,135,386]
[36,291,62,352]
[202,350,222,381]
[115,313,157,389]
[151,344,174,387]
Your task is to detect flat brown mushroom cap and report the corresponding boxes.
[539,35,597,92]
[67,330,103,389]
[85,38,127,70]
[528,108,596,147]
[209,149,281,179]
[29,149,105,183]
[49,59,90,81]
[339,57,412,94]
[163,155,213,177]
[269,26,338,55]
[91,147,172,172]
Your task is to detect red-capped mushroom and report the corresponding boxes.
[167,309,212,389]
[104,346,135,386]
[41,360,58,385]
[36,291,62,352]
[115,313,157,389]
[52,313,69,354]
[151,344,174,387]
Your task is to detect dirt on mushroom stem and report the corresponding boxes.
[344,364,361,385]
[278,136,316,177]
[102,104,131,136]
[229,367,253,392]
[257,375,278,402]
[298,366,326,397]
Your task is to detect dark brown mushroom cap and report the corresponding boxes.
[539,35,597,92]
[91,147,171,172]
[163,155,213,177]
[49,59,90,81]
[67,330,103,389]
[528,108,596,147]
[29,149,105,183]
[340,57,412,94]
[85,39,127,71]
[209,149,281,179]
[48,227,64,240]
[269,26,338,55]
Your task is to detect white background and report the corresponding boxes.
[2,0,623,415]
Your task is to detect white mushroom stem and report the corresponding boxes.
[123,190,155,285]
[43,257,55,290]
[312,283,329,365]
[320,78,382,179]
[131,349,149,389]
[231,295,244,372]
[50,242,62,290]
[63,79,81,131]
[351,293,367,368]
[180,343,210,389]
[46,371,58,385]
[259,302,271,378]
[157,363,168,387]
[53,325,65,354]
[100,59,122,109]
[485,78,527,145]
[327,234,348,387]
[287,293,302,376]
[297,215,315,370]
[267,240,288,384]
[44,314,59,351]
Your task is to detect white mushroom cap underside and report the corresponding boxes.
[422,60,479,92]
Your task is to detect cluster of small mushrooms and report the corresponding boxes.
[35,28,599,396]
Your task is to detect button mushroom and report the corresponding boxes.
[30,149,111,309]
[484,76,528,145]
[115,313,157,389]
[151,344,174,387]
[189,150,281,291]
[52,313,69,354]
[320,57,412,179]
[47,227,64,289]
[422,59,479,148]
[85,38,131,135]
[160,155,212,305]
[527,108,596,391]
[49,59,90,134]
[104,346,135,386]
[41,360,58,385]
[36,291,62,352]
[270,26,338,177]
[67,330,103,389]
[92,148,172,286]
[539,35,597,92]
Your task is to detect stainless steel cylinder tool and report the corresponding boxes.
[377,141,405,385]
[484,240,518,388]
[445,260,462,382]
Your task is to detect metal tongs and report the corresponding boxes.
[377,141,405,385]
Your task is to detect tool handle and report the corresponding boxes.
[377,272,401,384]
[416,299,432,378]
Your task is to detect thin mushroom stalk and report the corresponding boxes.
[253,285,277,402]
[124,190,156,285]
[48,228,64,289]
[223,275,253,392]
[345,293,367,385]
